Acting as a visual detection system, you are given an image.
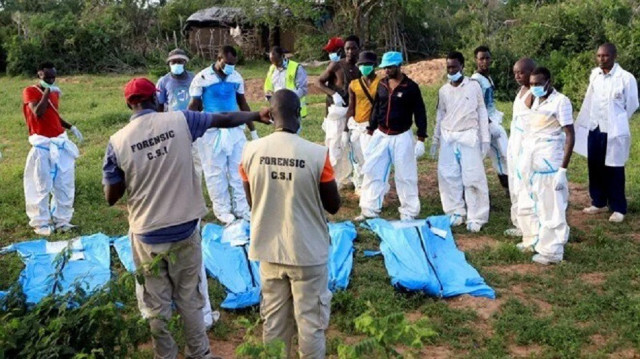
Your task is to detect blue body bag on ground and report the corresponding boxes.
[0,234,112,304]
[201,222,261,309]
[199,220,358,309]
[328,221,357,291]
[363,216,495,299]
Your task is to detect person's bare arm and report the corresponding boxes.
[236,93,255,131]
[243,181,252,209]
[188,97,203,111]
[205,108,271,129]
[28,88,51,118]
[104,182,126,206]
[315,62,339,96]
[561,124,575,169]
[319,180,340,214]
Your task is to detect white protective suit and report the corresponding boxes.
[358,129,420,219]
[347,117,372,191]
[24,132,79,229]
[517,90,573,261]
[507,88,532,228]
[471,73,509,177]
[198,127,249,221]
[434,78,490,226]
[323,105,353,189]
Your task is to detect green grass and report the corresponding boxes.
[1,61,639,358]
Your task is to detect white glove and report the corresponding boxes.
[332,92,345,107]
[414,141,425,158]
[250,130,259,140]
[430,143,438,159]
[70,126,84,143]
[481,142,490,158]
[340,131,349,149]
[553,167,568,191]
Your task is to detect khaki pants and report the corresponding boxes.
[131,229,213,359]
[260,262,331,359]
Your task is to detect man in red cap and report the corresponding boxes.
[103,77,271,359]
[316,35,361,190]
[22,61,84,236]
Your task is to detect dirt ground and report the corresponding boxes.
[242,58,447,102]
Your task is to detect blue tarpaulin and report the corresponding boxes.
[363,216,495,299]
[0,234,112,304]
[328,221,357,291]
[201,222,261,309]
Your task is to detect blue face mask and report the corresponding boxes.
[223,64,235,75]
[447,71,463,82]
[329,52,340,62]
[281,58,289,68]
[170,63,184,75]
[531,82,549,98]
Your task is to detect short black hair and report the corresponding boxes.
[270,46,285,56]
[474,45,491,57]
[447,51,465,67]
[531,66,551,81]
[38,62,55,71]
[599,42,617,56]
[218,45,237,59]
[344,35,360,47]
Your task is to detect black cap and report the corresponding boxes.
[356,51,377,66]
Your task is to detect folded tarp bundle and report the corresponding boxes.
[363,216,495,299]
[328,221,357,291]
[0,234,112,304]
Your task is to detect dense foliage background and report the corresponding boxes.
[1,0,639,101]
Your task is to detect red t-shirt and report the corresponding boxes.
[22,86,64,138]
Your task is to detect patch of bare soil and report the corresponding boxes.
[580,272,607,286]
[567,182,601,230]
[396,58,447,87]
[413,345,457,359]
[447,294,502,321]
[509,344,544,358]
[608,348,640,358]
[208,337,240,359]
[455,234,502,252]
[507,284,553,315]
[486,263,546,276]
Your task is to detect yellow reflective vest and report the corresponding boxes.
[264,60,307,117]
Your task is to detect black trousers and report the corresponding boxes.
[587,127,627,214]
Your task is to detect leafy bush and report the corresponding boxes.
[0,249,150,359]
[337,302,436,359]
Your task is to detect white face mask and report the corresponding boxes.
[447,71,463,82]
[329,53,340,62]
[170,63,184,75]
[223,64,235,75]
[531,81,549,98]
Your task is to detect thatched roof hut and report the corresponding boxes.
[184,6,295,60]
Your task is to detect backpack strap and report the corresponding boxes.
[358,77,375,105]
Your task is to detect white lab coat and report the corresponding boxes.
[575,64,639,167]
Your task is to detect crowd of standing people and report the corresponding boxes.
[17,36,637,358]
